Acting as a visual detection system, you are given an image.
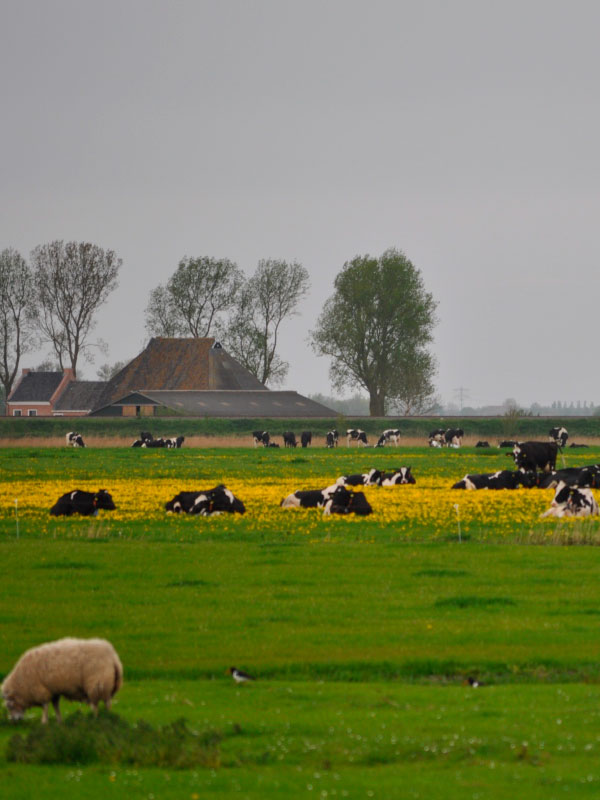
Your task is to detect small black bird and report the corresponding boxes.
[467,676,481,688]
[229,666,256,684]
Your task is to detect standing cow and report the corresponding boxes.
[346,429,368,446]
[549,427,568,448]
[512,441,558,473]
[66,432,85,448]
[376,429,401,447]
[253,431,270,447]
[326,430,339,448]
[301,431,312,448]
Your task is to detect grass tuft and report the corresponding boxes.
[6,711,223,768]
[434,596,516,609]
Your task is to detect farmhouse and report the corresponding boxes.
[6,338,336,418]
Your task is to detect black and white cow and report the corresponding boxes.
[376,429,401,447]
[66,432,85,448]
[475,441,490,448]
[428,429,446,447]
[347,429,368,446]
[323,490,373,516]
[280,484,350,509]
[336,468,382,487]
[267,442,280,448]
[253,430,270,447]
[50,489,116,516]
[165,485,245,515]
[380,467,416,485]
[165,436,185,449]
[452,470,538,490]
[132,431,153,447]
[143,438,167,448]
[326,430,339,448]
[540,481,599,518]
[498,440,520,448]
[512,442,558,473]
[445,428,464,448]
[538,465,600,490]
[301,431,312,448]
[549,427,569,448]
[283,431,297,448]
[569,443,589,448]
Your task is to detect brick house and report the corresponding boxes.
[6,369,76,417]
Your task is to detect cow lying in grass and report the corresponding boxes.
[451,470,538,490]
[50,489,116,516]
[280,484,373,515]
[66,432,86,447]
[381,467,416,485]
[281,484,347,509]
[538,466,600,490]
[165,485,245,515]
[323,490,373,516]
[540,482,600,518]
[336,469,382,487]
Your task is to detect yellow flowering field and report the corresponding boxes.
[0,469,575,541]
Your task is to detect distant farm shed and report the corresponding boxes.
[90,389,337,418]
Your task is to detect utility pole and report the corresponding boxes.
[454,386,470,412]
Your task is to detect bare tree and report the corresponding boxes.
[0,248,35,404]
[30,241,121,377]
[144,285,185,338]
[145,257,243,338]
[221,259,310,386]
[96,360,128,380]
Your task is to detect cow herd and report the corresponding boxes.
[131,431,185,448]
[451,435,600,519]
[53,424,599,521]
[253,428,401,449]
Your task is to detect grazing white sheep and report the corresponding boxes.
[2,637,123,723]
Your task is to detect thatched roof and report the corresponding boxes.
[93,337,266,410]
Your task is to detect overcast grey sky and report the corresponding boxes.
[2,0,599,408]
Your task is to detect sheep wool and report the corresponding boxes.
[2,637,123,723]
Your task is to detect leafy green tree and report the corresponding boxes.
[311,248,437,416]
[30,241,121,377]
[0,248,35,405]
[145,257,243,338]
[221,259,310,386]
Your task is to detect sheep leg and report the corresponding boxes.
[52,696,62,723]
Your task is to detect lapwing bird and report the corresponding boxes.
[467,676,481,688]
[229,666,256,684]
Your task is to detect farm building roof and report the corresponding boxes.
[53,381,107,412]
[93,337,266,409]
[8,371,64,402]
[90,390,337,418]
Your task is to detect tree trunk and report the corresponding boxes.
[369,390,385,416]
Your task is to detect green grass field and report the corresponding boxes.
[1,444,600,798]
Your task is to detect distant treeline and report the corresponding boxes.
[2,416,600,440]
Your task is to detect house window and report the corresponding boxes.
[13,409,22,417]
[28,409,37,417]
